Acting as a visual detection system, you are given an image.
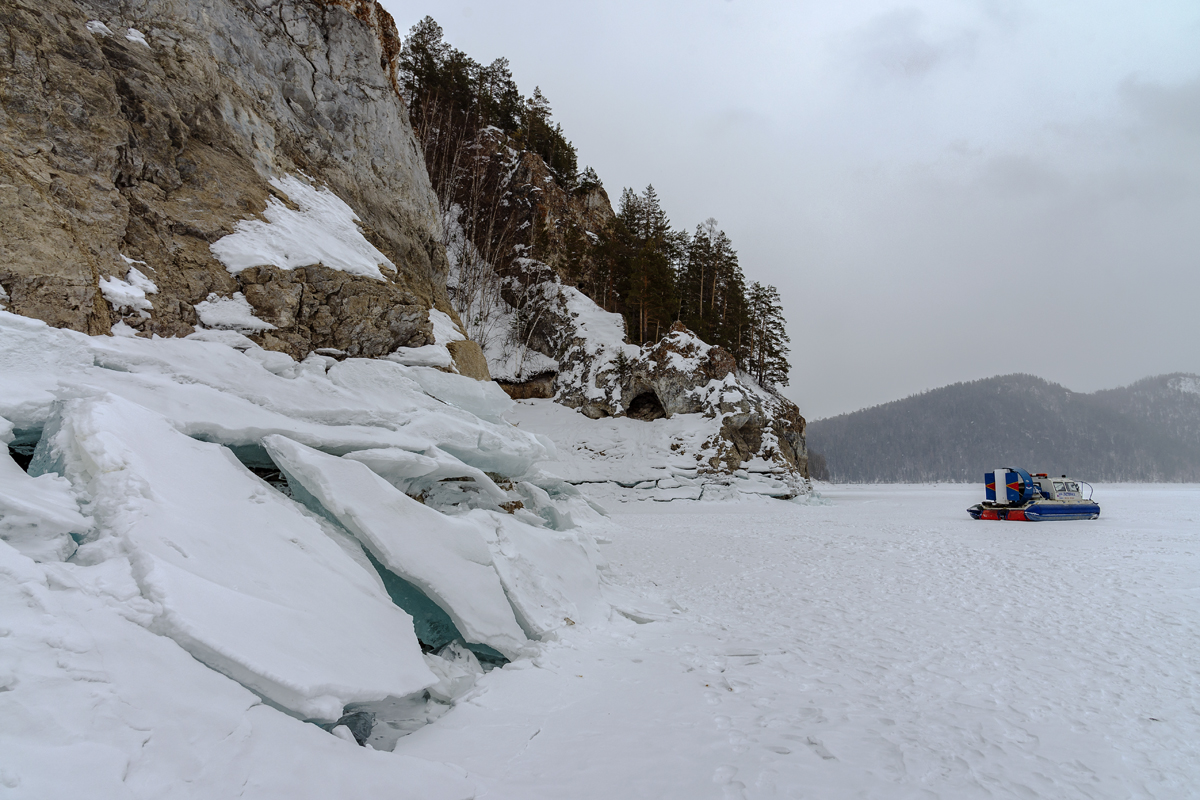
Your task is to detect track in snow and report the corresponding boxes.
[398,484,1200,799]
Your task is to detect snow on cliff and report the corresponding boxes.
[0,309,612,797]
[210,175,395,280]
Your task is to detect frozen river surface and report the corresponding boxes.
[399,484,1200,799]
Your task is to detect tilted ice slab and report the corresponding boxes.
[345,445,508,502]
[0,446,89,563]
[32,395,435,721]
[0,541,473,800]
[468,509,607,639]
[403,364,514,424]
[263,435,529,659]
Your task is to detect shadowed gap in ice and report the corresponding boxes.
[362,548,506,664]
[264,445,508,663]
[5,426,41,472]
[263,435,528,660]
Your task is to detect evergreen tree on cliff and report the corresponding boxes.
[746,282,791,387]
[606,186,684,344]
[521,88,577,186]
[678,219,748,358]
[397,17,576,205]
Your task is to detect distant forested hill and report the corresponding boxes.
[806,374,1200,483]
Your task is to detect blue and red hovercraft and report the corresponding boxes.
[968,468,1100,521]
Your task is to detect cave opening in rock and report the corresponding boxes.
[626,391,666,421]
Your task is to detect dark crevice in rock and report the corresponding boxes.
[626,390,666,421]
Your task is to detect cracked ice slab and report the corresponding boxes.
[0,446,89,563]
[32,394,434,721]
[468,509,607,640]
[0,540,473,800]
[262,435,528,660]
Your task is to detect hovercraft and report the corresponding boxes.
[967,468,1100,521]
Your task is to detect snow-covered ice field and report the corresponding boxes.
[397,484,1200,799]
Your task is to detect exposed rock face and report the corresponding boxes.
[440,127,614,290]
[445,340,491,382]
[505,150,614,280]
[235,265,430,360]
[496,372,556,400]
[0,0,447,358]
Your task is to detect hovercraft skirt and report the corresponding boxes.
[969,502,1099,521]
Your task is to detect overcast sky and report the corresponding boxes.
[383,0,1200,419]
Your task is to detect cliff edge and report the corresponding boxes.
[0,0,457,359]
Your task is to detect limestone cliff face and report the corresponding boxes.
[0,0,451,358]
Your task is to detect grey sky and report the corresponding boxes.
[383,1,1200,419]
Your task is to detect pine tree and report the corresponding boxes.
[677,219,748,357]
[678,219,718,341]
[521,88,577,186]
[746,282,791,387]
[617,186,683,343]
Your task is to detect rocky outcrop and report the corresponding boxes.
[445,339,491,381]
[442,126,614,289]
[0,0,451,359]
[496,372,556,400]
[506,150,614,280]
[568,323,808,476]
[232,265,431,360]
[514,284,809,478]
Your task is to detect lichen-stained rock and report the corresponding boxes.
[0,0,446,351]
[446,339,492,381]
[236,264,432,360]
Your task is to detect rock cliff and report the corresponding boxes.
[0,0,459,360]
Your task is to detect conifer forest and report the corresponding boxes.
[398,16,792,387]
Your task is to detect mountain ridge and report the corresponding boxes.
[807,372,1200,483]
